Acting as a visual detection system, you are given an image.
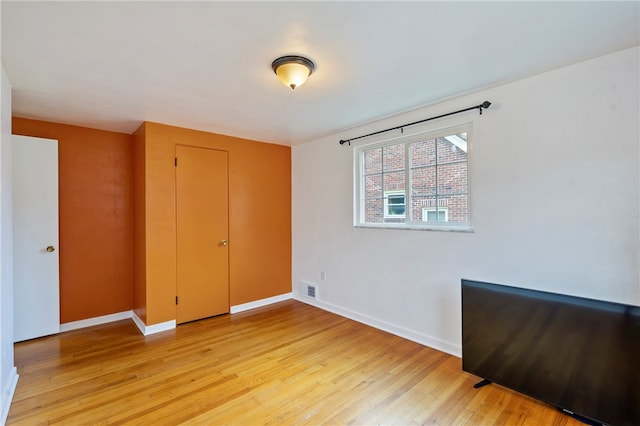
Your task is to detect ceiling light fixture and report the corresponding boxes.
[271,55,315,90]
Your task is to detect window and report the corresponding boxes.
[384,191,406,219]
[355,124,471,231]
[422,206,448,222]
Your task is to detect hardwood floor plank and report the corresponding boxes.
[7,300,581,425]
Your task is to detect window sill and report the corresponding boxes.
[354,223,474,233]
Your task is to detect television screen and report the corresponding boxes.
[461,279,640,426]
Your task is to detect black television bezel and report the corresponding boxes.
[461,278,639,426]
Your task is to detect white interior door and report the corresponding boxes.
[12,135,60,342]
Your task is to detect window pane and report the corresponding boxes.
[411,196,438,222]
[383,170,405,193]
[437,134,467,165]
[426,210,446,221]
[388,195,404,205]
[383,144,405,172]
[437,162,467,195]
[364,174,382,199]
[364,148,382,174]
[411,196,426,222]
[410,139,436,167]
[410,166,436,196]
[440,194,468,223]
[385,194,405,217]
[364,198,383,223]
[388,204,405,216]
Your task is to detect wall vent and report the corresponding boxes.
[300,281,317,300]
[307,284,316,299]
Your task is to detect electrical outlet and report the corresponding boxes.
[320,271,326,281]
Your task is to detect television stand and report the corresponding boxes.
[473,378,492,389]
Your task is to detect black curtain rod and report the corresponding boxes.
[339,101,492,146]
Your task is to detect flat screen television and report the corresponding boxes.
[461,279,640,426]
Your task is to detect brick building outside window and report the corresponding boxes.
[356,124,471,231]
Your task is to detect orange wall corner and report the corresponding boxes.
[132,122,147,323]
[141,122,177,325]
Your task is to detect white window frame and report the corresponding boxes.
[384,190,406,219]
[354,123,473,232]
[422,206,448,222]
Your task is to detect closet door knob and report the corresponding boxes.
[220,240,228,247]
[46,246,55,252]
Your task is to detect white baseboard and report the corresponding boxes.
[131,312,176,336]
[230,292,293,314]
[59,310,176,337]
[1,366,18,425]
[57,294,295,337]
[60,311,176,336]
[293,295,462,357]
[60,310,133,332]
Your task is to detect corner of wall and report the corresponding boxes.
[132,122,147,324]
[0,367,18,425]
[0,63,18,425]
[131,311,175,336]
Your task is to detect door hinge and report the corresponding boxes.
[175,157,178,167]
[176,296,178,305]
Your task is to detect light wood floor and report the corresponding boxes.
[8,300,580,425]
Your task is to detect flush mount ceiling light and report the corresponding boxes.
[271,55,315,90]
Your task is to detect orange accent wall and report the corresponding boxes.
[12,117,134,323]
[13,117,290,327]
[136,122,291,325]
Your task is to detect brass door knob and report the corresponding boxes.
[220,240,228,247]
[46,246,55,252]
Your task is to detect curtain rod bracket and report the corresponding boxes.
[339,100,491,146]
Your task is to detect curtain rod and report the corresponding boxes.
[339,101,491,146]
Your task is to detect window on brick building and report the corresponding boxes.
[422,206,448,222]
[355,124,472,231]
[384,191,406,218]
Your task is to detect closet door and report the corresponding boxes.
[175,145,229,324]
[12,135,60,342]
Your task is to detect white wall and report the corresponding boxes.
[0,65,17,425]
[292,46,640,356]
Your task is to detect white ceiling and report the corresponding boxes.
[2,1,639,146]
